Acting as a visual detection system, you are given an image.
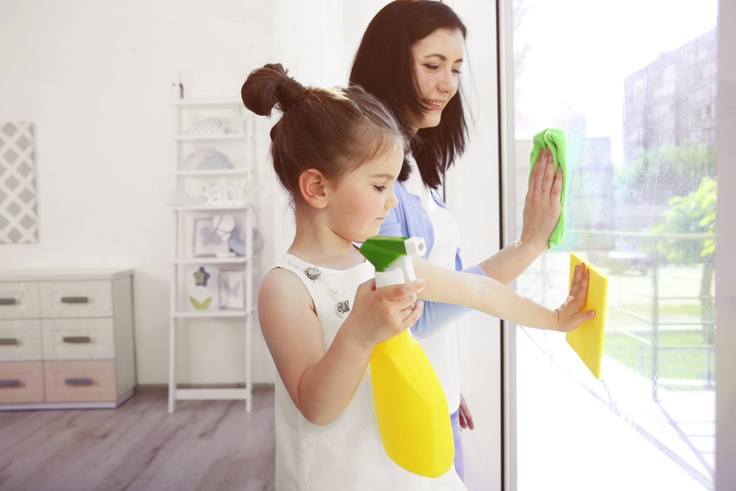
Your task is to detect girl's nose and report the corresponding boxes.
[387,186,399,209]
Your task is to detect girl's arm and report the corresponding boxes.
[413,257,593,331]
[258,268,425,426]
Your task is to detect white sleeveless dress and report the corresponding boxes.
[272,254,467,490]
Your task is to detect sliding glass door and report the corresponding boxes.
[502,1,718,489]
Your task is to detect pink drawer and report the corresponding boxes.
[43,360,117,403]
[0,361,45,404]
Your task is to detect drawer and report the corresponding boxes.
[44,360,117,403]
[42,319,115,360]
[40,281,112,318]
[0,282,40,319]
[0,320,43,361]
[0,361,45,404]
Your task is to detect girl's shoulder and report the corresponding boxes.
[258,263,314,311]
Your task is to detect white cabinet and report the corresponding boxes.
[0,269,135,409]
[168,99,256,412]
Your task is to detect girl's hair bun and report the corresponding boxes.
[241,63,307,116]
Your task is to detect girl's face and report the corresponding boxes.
[326,140,403,242]
[408,27,465,133]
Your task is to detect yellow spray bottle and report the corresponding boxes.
[359,236,454,478]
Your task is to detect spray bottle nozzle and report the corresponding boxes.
[359,236,426,288]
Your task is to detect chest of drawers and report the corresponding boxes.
[0,269,135,409]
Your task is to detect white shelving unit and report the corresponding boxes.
[168,99,256,413]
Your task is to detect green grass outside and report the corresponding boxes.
[604,329,715,386]
[619,302,703,317]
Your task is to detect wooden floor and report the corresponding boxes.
[0,386,275,491]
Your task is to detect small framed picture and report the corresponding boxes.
[186,265,218,311]
[219,270,245,309]
[192,217,231,257]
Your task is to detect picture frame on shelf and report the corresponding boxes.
[186,265,218,311]
[192,217,232,257]
[219,270,245,310]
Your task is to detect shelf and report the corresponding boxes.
[172,309,251,319]
[174,257,250,265]
[172,387,251,411]
[174,100,241,109]
[170,204,250,211]
[175,169,248,177]
[176,135,244,142]
[169,97,255,414]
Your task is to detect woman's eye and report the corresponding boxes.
[425,64,439,71]
[452,68,462,75]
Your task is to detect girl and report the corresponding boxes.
[350,1,563,475]
[242,63,592,490]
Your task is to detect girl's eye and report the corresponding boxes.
[374,185,386,192]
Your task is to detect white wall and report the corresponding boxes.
[0,0,276,384]
[715,0,736,489]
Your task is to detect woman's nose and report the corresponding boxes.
[438,68,457,93]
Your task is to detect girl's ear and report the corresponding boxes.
[299,169,329,209]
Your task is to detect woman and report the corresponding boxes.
[349,0,563,478]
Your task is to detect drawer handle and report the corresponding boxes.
[0,379,21,387]
[62,336,92,344]
[0,338,19,346]
[65,378,94,386]
[0,298,17,305]
[61,296,89,304]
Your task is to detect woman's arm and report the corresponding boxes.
[413,257,593,331]
[476,148,563,285]
[258,268,425,425]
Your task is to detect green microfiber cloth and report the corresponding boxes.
[529,127,567,246]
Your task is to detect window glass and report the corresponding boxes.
[507,1,718,489]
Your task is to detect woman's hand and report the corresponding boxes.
[554,262,595,332]
[520,148,563,251]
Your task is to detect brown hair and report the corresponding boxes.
[242,63,407,205]
[350,0,468,189]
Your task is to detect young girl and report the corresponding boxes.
[242,63,592,490]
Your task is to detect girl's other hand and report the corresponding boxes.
[554,262,595,332]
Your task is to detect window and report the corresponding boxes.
[503,1,718,489]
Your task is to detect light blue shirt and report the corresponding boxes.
[380,180,485,337]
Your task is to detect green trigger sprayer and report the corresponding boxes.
[359,236,454,478]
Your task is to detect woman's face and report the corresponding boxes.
[408,27,464,133]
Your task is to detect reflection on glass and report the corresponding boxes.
[508,1,717,490]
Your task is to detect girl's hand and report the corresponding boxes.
[554,262,595,332]
[346,278,425,347]
[459,394,475,430]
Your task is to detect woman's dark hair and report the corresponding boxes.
[349,0,467,189]
[241,63,407,206]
